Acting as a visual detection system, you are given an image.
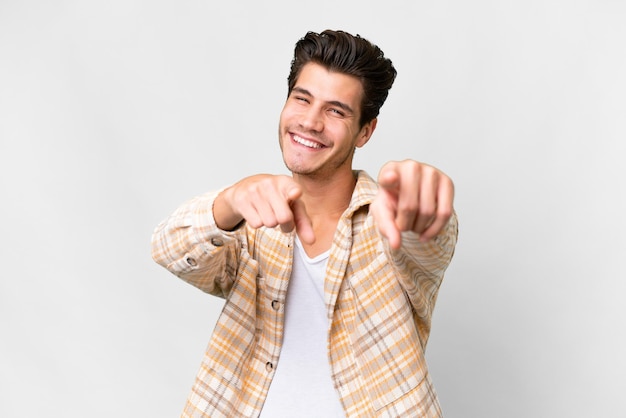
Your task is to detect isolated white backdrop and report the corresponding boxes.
[1,1,624,417]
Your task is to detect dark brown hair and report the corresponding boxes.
[287,30,397,127]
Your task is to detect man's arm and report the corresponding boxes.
[151,190,240,297]
[370,159,458,346]
[151,174,315,295]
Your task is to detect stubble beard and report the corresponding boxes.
[282,145,356,182]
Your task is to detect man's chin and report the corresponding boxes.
[285,162,319,177]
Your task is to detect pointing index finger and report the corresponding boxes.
[291,198,315,245]
[282,183,314,244]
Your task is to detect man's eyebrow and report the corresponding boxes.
[291,86,312,97]
[291,86,355,115]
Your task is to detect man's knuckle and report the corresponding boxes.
[437,206,453,219]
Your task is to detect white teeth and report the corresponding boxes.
[293,135,323,149]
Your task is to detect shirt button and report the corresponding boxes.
[265,362,274,372]
[211,237,224,247]
[271,300,281,311]
[186,257,197,267]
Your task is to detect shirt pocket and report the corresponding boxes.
[346,252,428,411]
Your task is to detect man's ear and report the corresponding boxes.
[356,118,377,148]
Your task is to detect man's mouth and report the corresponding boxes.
[292,134,324,149]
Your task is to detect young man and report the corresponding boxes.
[152,30,458,418]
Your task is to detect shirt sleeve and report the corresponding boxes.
[150,190,243,298]
[387,212,459,347]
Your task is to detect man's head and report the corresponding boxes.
[287,30,397,128]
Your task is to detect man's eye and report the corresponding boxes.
[294,96,309,103]
[329,108,344,116]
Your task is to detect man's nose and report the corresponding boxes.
[300,107,324,132]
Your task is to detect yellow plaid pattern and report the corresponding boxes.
[152,171,458,417]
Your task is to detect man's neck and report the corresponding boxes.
[295,170,356,218]
[292,169,357,257]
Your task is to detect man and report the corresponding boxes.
[152,29,458,418]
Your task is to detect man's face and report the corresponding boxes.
[279,62,375,179]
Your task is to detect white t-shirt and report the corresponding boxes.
[260,237,345,417]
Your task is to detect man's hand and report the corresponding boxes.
[214,174,315,244]
[371,160,454,249]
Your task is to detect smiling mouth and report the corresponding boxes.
[292,134,325,149]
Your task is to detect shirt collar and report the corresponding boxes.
[344,170,377,218]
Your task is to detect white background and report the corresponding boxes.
[1,1,625,417]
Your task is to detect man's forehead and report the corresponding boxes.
[293,63,364,107]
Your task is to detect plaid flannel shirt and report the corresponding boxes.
[151,171,458,417]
